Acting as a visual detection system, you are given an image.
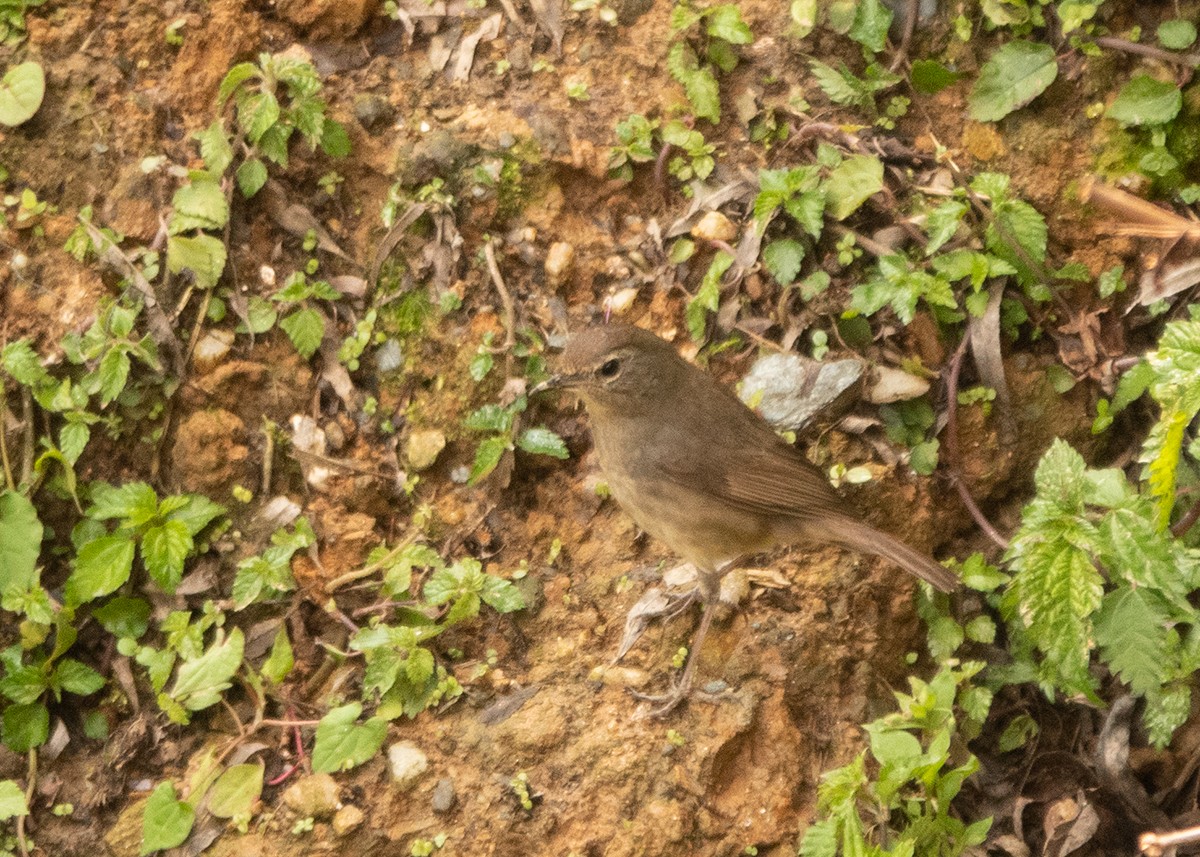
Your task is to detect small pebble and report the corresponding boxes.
[690,210,737,242]
[375,339,404,373]
[431,777,457,814]
[332,804,364,835]
[388,741,429,790]
[544,241,576,289]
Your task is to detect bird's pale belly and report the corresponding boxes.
[602,469,775,573]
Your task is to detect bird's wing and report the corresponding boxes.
[654,435,847,521]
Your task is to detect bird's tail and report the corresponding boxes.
[827,517,959,593]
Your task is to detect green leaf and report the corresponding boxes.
[0,667,47,704]
[235,158,268,198]
[704,4,752,44]
[217,62,259,105]
[0,491,42,595]
[686,251,733,341]
[848,0,892,53]
[2,339,49,387]
[0,62,44,127]
[1158,19,1197,50]
[88,481,158,522]
[2,702,48,752]
[320,118,352,158]
[168,174,229,234]
[910,59,964,95]
[261,624,294,684]
[141,519,193,593]
[515,427,569,459]
[167,494,225,537]
[465,404,511,437]
[311,703,388,773]
[278,307,325,359]
[169,628,244,712]
[243,295,277,333]
[239,90,281,144]
[969,40,1058,122]
[53,658,106,697]
[140,781,194,855]
[194,121,233,176]
[823,154,883,220]
[0,780,29,820]
[65,534,136,605]
[1094,587,1168,696]
[667,41,721,123]
[762,239,804,284]
[480,574,525,613]
[1144,685,1191,748]
[207,763,263,819]
[924,200,967,254]
[93,597,151,639]
[92,348,130,411]
[469,435,510,484]
[167,234,227,289]
[1107,75,1182,126]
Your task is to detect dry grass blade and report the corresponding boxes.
[1080,177,1200,241]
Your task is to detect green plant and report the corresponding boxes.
[0,0,43,45]
[667,1,753,123]
[463,397,568,484]
[799,661,992,857]
[991,318,1200,747]
[0,61,43,126]
[197,52,350,199]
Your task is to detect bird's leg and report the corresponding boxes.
[630,599,717,717]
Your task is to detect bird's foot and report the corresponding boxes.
[629,674,695,718]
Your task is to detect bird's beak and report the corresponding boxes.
[529,372,586,396]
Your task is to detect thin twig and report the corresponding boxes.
[483,239,517,356]
[889,0,919,73]
[0,382,13,491]
[1172,498,1200,538]
[1095,36,1200,69]
[945,338,1010,550]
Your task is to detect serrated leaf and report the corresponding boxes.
[848,0,892,53]
[168,494,225,537]
[279,307,325,359]
[1107,75,1182,127]
[824,154,883,220]
[464,404,514,434]
[142,519,193,593]
[469,435,510,484]
[140,781,194,855]
[969,40,1058,122]
[1,340,48,386]
[2,702,48,752]
[480,574,525,613]
[54,659,105,696]
[910,59,964,95]
[93,596,151,639]
[705,4,752,44]
[167,234,227,289]
[762,239,804,284]
[194,121,233,175]
[320,118,352,158]
[239,90,280,144]
[311,703,388,773]
[1095,586,1169,696]
[924,200,967,254]
[0,491,42,596]
[169,628,244,712]
[88,481,158,522]
[65,534,136,605]
[97,346,131,406]
[169,175,229,234]
[0,62,44,127]
[235,157,268,197]
[217,62,259,105]
[516,426,569,459]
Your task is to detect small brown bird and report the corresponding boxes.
[536,323,957,713]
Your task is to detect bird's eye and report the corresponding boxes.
[598,358,621,379]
